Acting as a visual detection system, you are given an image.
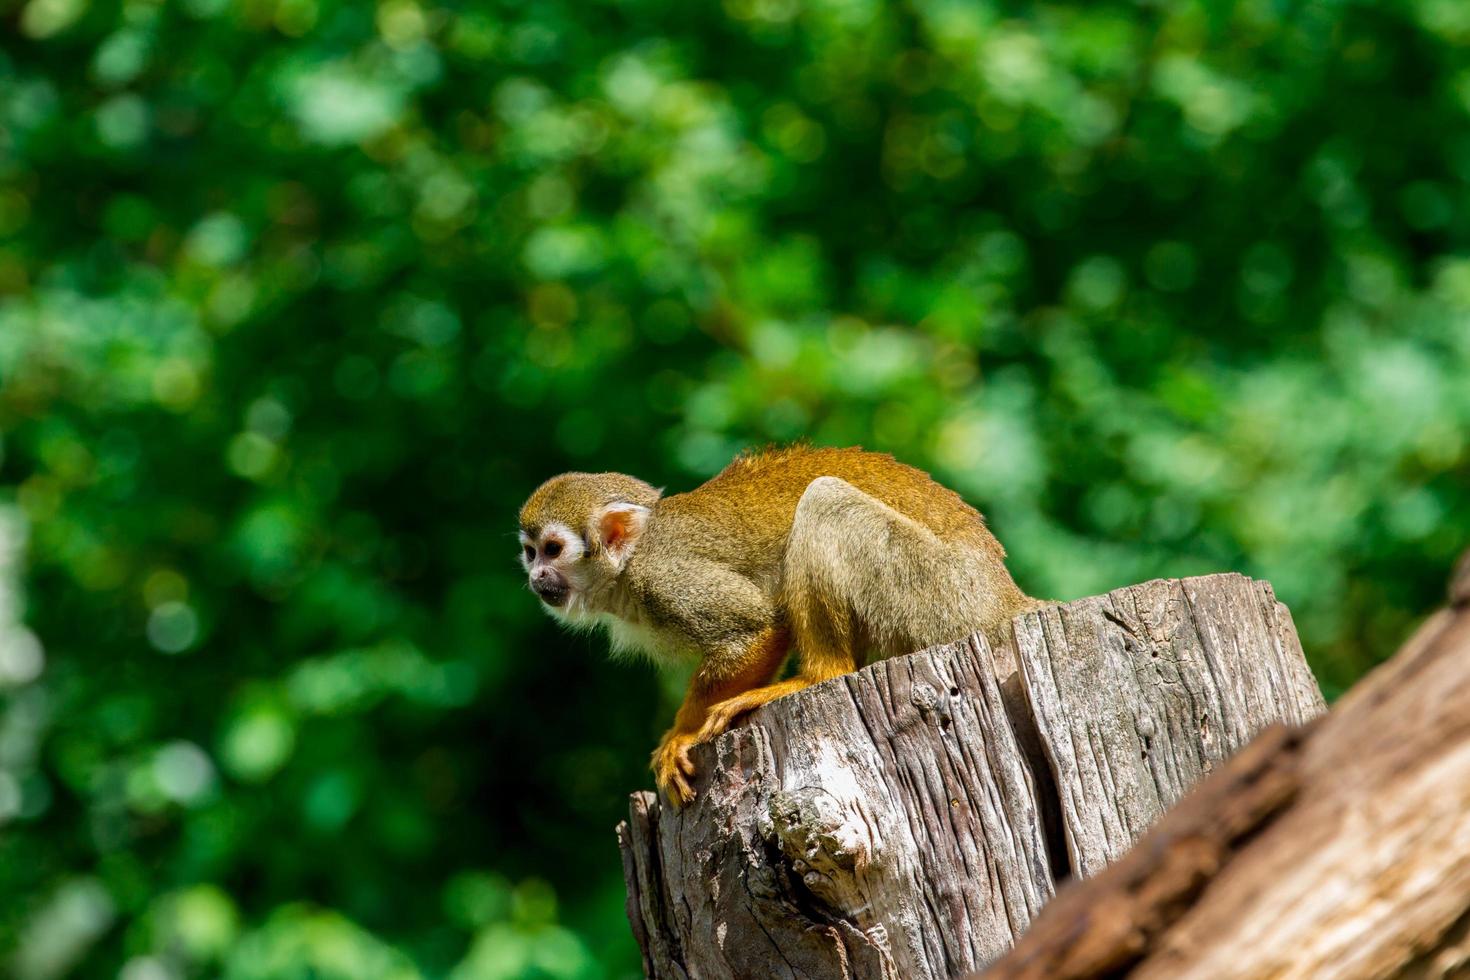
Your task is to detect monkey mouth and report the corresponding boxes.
[534,584,570,607]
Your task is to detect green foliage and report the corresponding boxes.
[2,0,1468,975]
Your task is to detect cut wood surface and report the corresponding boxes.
[1016,574,1325,875]
[978,557,1470,979]
[618,573,1326,979]
[619,634,1056,980]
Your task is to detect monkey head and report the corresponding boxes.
[517,472,662,621]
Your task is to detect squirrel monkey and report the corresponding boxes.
[517,445,1038,806]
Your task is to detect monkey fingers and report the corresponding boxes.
[651,731,699,807]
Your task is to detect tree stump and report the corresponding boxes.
[1016,575,1324,876]
[617,573,1326,980]
[977,553,1470,979]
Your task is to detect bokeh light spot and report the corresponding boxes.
[146,602,199,655]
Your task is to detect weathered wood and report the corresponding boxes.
[970,722,1315,979]
[1014,574,1326,875]
[979,555,1470,979]
[618,573,1326,978]
[619,635,1056,979]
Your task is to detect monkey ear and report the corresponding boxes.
[596,503,651,571]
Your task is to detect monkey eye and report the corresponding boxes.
[543,540,563,559]
[522,544,535,562]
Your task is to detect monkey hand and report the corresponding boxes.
[651,730,699,807]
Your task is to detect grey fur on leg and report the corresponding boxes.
[781,477,1031,667]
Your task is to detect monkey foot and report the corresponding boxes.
[651,731,699,807]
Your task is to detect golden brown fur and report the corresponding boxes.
[517,445,1037,805]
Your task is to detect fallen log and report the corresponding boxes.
[617,573,1326,979]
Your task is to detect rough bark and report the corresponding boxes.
[618,573,1325,979]
[978,558,1470,979]
[1015,574,1325,876]
[618,635,1055,980]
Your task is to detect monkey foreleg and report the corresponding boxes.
[693,677,809,743]
[652,625,790,806]
[694,647,855,742]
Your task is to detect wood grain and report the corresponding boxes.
[980,562,1470,980]
[1014,574,1325,876]
[620,634,1054,979]
[619,573,1327,979]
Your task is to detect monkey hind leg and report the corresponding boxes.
[782,476,1028,666]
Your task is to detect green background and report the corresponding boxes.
[3,0,1469,976]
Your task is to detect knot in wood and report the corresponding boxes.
[768,786,871,912]
[912,682,939,712]
[911,682,954,730]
